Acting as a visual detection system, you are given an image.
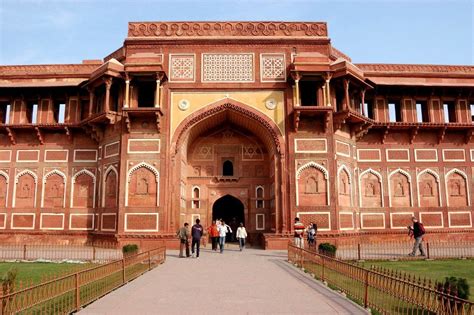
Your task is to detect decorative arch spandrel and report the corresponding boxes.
[125,162,160,207]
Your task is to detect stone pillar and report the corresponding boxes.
[88,88,94,117]
[124,73,130,108]
[104,77,112,112]
[295,79,300,107]
[325,72,332,107]
[154,73,161,108]
[361,88,366,116]
[343,79,350,110]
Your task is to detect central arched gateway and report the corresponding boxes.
[169,99,287,244]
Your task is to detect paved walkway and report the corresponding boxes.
[80,246,367,315]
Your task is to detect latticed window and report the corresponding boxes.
[192,186,200,209]
[256,186,264,208]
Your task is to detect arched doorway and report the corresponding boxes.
[213,195,244,242]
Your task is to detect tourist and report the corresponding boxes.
[218,220,229,253]
[294,217,305,248]
[307,223,317,249]
[207,220,219,251]
[408,216,426,256]
[191,218,203,258]
[177,223,190,258]
[236,223,248,251]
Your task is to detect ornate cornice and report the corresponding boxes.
[0,64,98,77]
[128,21,327,38]
[357,63,474,74]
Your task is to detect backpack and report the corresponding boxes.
[308,229,315,240]
[419,223,425,235]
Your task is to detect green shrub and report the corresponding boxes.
[122,244,139,255]
[1,267,18,294]
[438,276,470,300]
[318,243,337,257]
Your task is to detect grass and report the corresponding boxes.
[359,259,474,302]
[0,262,94,288]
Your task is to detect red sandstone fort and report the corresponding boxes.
[0,21,472,249]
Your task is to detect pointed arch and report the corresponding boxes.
[337,164,352,207]
[445,168,470,206]
[388,168,413,207]
[70,169,96,208]
[41,169,67,208]
[125,162,160,207]
[296,162,330,206]
[0,170,9,208]
[358,168,384,208]
[102,165,119,207]
[12,169,38,208]
[417,168,441,207]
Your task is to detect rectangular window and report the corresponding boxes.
[0,102,10,124]
[53,101,66,123]
[137,81,155,108]
[300,81,318,106]
[26,102,38,124]
[363,100,374,119]
[443,102,457,123]
[470,103,474,122]
[388,100,402,122]
[415,101,430,123]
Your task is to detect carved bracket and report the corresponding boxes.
[64,126,73,143]
[437,126,447,144]
[465,129,473,144]
[5,127,16,145]
[34,127,44,145]
[155,112,162,133]
[323,111,331,133]
[352,122,373,140]
[381,126,390,144]
[293,110,301,131]
[125,115,131,133]
[410,126,419,144]
[333,110,350,131]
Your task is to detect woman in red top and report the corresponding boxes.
[207,220,220,251]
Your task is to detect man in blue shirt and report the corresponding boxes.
[191,218,204,258]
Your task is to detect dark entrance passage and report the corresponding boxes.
[212,195,244,242]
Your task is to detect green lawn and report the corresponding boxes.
[0,262,93,288]
[359,259,474,301]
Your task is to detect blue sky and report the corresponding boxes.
[0,0,472,65]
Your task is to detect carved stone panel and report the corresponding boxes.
[43,174,64,208]
[0,175,7,208]
[104,171,117,208]
[338,169,351,207]
[298,167,327,206]
[390,173,411,207]
[128,167,157,207]
[360,173,382,208]
[16,173,35,208]
[73,174,94,208]
[418,172,440,207]
[447,172,468,207]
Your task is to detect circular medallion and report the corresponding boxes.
[265,98,277,110]
[178,99,190,111]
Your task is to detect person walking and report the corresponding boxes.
[408,216,426,256]
[207,220,219,251]
[294,217,305,248]
[191,218,203,258]
[218,220,228,253]
[236,223,248,251]
[177,223,190,258]
[307,223,317,250]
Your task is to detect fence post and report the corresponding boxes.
[426,242,430,259]
[357,243,361,260]
[93,246,96,261]
[122,258,126,284]
[364,269,369,308]
[148,251,152,270]
[321,256,325,281]
[75,273,80,311]
[23,244,27,260]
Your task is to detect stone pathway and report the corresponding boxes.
[80,246,367,314]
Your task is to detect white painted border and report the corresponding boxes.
[360,213,385,230]
[0,170,9,208]
[448,211,472,228]
[102,165,118,207]
[294,138,327,153]
[442,149,466,162]
[124,213,159,232]
[414,149,438,162]
[358,168,384,208]
[256,213,265,230]
[388,168,413,207]
[295,162,330,206]
[104,141,120,159]
[125,162,160,207]
[16,150,40,163]
[296,211,331,231]
[40,213,65,230]
[255,185,265,209]
[191,185,200,209]
[335,140,351,157]
[337,165,353,207]
[191,214,201,225]
[471,149,474,162]
[201,53,255,83]
[419,212,444,228]
[101,213,117,232]
[70,169,96,208]
[127,139,161,154]
[168,53,196,83]
[11,213,35,230]
[0,213,6,229]
[390,212,414,229]
[339,211,354,231]
[94,214,99,231]
[0,150,12,162]
[69,213,95,231]
[260,53,286,83]
[357,149,381,162]
[73,149,98,162]
[12,169,38,208]
[445,168,471,206]
[416,169,442,207]
[386,149,410,162]
[44,150,69,162]
[41,169,67,208]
